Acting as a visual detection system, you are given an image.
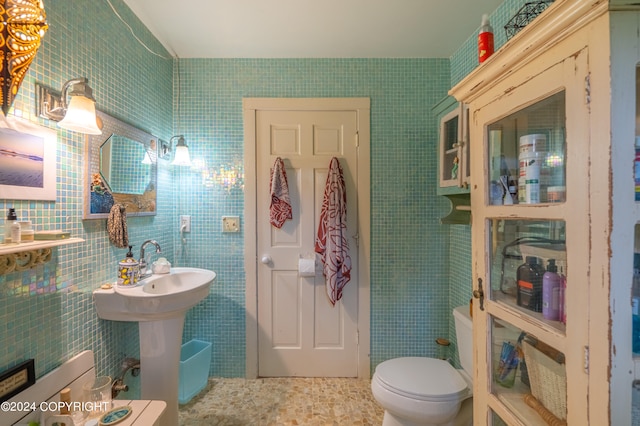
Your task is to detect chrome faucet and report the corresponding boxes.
[139,240,161,278]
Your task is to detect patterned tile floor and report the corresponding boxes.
[178,377,384,425]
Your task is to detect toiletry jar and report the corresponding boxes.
[152,257,171,274]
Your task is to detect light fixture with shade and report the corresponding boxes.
[36,77,102,135]
[170,135,192,166]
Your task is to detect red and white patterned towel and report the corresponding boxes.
[269,157,292,228]
[315,157,351,306]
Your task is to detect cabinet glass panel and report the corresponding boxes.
[487,91,566,205]
[490,317,567,424]
[489,219,566,333]
[491,411,508,426]
[441,109,460,185]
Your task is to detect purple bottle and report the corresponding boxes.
[542,259,562,321]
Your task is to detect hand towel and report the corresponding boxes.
[315,157,351,305]
[269,157,293,228]
[107,203,129,248]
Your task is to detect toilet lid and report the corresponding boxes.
[374,357,468,401]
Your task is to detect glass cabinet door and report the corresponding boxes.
[468,48,590,425]
[439,103,469,189]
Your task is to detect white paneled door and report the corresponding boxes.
[255,109,359,377]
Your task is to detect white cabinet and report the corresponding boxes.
[433,97,470,224]
[435,97,469,191]
[450,1,637,424]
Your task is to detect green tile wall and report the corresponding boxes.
[0,0,172,387]
[0,0,523,390]
[451,0,545,87]
[174,58,453,375]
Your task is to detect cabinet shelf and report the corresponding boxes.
[0,238,84,274]
[492,294,567,348]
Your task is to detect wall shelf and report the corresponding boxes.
[440,193,471,225]
[0,238,84,274]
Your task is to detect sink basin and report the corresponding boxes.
[93,267,216,321]
[92,266,216,426]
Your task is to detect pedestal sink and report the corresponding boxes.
[93,267,216,426]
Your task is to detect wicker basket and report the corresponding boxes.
[522,341,567,421]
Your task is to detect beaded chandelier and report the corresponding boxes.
[0,0,48,115]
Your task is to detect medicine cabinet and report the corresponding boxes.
[433,96,470,224]
[450,1,639,424]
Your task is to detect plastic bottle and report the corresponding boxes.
[4,208,17,243]
[559,266,567,324]
[633,269,640,353]
[10,220,20,244]
[478,14,494,63]
[635,137,640,201]
[542,259,562,320]
[517,256,544,312]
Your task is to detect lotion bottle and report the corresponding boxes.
[4,208,17,243]
[478,14,494,63]
[542,259,562,320]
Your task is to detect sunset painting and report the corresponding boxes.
[0,128,45,188]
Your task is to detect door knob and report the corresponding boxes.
[473,278,485,311]
[261,255,272,264]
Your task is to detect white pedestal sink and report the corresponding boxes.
[93,267,216,426]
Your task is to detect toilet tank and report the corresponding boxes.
[453,305,473,377]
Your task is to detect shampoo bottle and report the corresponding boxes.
[478,14,494,63]
[517,256,544,312]
[559,266,567,324]
[542,259,562,321]
[633,269,640,353]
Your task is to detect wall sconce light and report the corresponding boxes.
[170,135,192,166]
[36,78,102,135]
[141,139,157,164]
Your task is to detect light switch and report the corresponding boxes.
[222,216,240,233]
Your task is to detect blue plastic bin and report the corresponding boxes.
[178,339,212,404]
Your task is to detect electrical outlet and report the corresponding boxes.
[222,216,240,233]
[180,215,191,232]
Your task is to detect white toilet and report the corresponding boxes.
[371,306,474,426]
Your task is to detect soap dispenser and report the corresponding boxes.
[117,245,139,287]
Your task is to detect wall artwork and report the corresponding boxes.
[0,116,57,201]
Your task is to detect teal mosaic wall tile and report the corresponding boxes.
[0,0,513,387]
[0,0,172,386]
[174,58,452,375]
[451,0,542,87]
[448,225,473,368]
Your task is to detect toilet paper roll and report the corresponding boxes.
[298,258,316,277]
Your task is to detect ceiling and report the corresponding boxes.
[121,0,504,58]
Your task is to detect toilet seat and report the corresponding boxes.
[374,357,468,402]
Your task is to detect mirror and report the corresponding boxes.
[100,134,152,195]
[84,111,157,219]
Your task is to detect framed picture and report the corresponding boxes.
[0,116,57,201]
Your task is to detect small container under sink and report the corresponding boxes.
[179,339,212,404]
